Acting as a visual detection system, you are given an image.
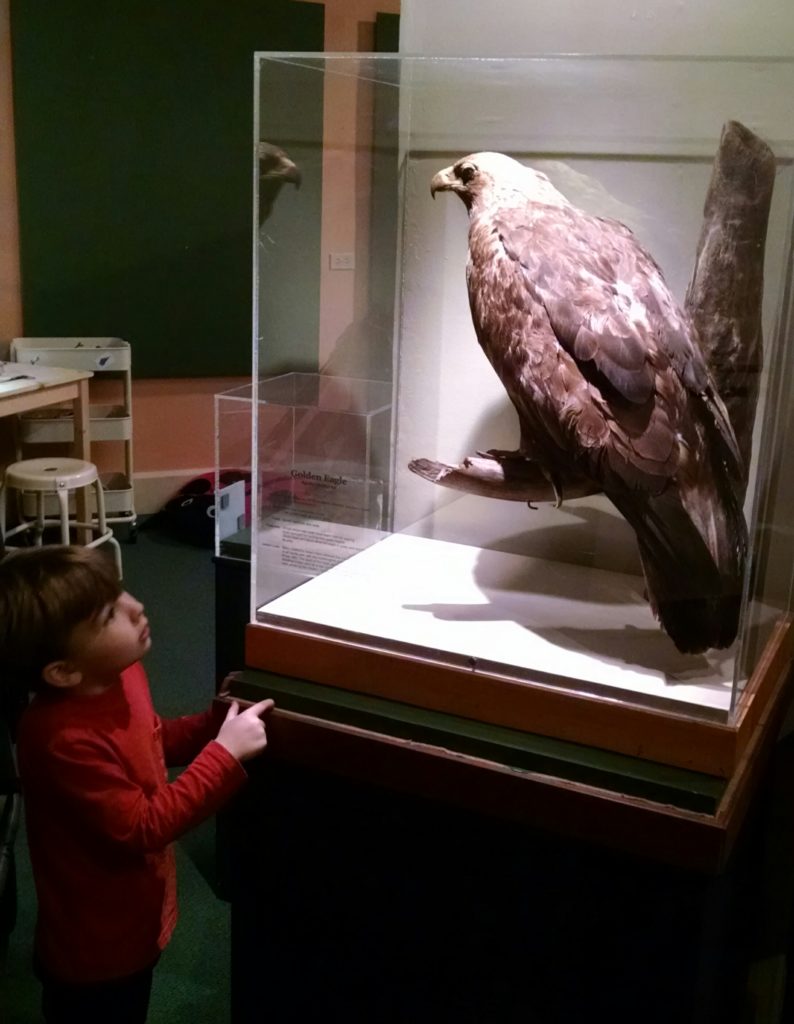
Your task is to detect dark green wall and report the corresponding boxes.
[374,12,400,52]
[11,1,324,378]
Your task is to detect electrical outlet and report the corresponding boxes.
[329,251,355,270]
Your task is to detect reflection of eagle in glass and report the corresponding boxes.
[257,142,301,224]
[431,152,747,654]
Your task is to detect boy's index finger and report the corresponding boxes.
[247,698,275,717]
[224,696,275,715]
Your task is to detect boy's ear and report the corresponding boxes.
[42,660,83,689]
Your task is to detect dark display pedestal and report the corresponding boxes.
[217,671,794,1024]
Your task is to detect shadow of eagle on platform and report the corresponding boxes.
[426,152,747,654]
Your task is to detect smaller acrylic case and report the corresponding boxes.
[217,374,392,595]
[214,382,256,559]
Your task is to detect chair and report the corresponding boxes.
[0,457,122,575]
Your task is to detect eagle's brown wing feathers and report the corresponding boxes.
[495,205,742,492]
[466,196,746,652]
[489,208,681,495]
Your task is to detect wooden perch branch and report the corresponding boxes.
[685,119,776,494]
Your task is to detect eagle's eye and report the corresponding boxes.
[458,163,477,185]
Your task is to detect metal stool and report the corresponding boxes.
[0,458,122,575]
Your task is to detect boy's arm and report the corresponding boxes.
[44,736,247,853]
[160,707,222,767]
[160,676,244,766]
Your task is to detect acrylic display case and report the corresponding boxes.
[215,373,391,564]
[215,382,256,560]
[246,53,794,777]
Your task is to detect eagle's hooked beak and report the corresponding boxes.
[278,158,302,189]
[257,142,302,190]
[430,166,457,198]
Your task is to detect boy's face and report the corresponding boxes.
[63,591,152,689]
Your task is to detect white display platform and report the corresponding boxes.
[258,528,741,719]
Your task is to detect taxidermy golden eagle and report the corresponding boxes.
[257,142,301,224]
[429,151,747,654]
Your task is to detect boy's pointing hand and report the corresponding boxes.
[216,698,275,762]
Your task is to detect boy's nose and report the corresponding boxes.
[121,592,145,618]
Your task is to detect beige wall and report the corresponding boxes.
[294,0,400,368]
[1,0,399,510]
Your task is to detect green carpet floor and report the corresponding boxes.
[0,525,232,1022]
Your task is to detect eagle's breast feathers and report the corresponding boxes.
[466,200,694,495]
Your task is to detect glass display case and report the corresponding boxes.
[246,53,794,775]
[215,382,255,560]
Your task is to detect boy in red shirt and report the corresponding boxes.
[0,544,273,1023]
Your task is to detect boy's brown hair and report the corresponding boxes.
[0,545,121,697]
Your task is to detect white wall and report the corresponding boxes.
[399,0,794,57]
[391,53,794,527]
[391,5,794,625]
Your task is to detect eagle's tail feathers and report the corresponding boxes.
[610,488,746,654]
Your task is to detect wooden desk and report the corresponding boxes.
[0,363,93,530]
[0,363,92,453]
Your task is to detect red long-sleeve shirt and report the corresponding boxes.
[17,662,246,983]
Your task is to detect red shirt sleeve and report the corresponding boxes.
[44,735,247,853]
[159,708,219,766]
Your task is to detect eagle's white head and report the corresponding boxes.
[430,152,569,212]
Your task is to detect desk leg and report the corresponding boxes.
[74,378,91,543]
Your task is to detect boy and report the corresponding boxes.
[0,544,273,1023]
